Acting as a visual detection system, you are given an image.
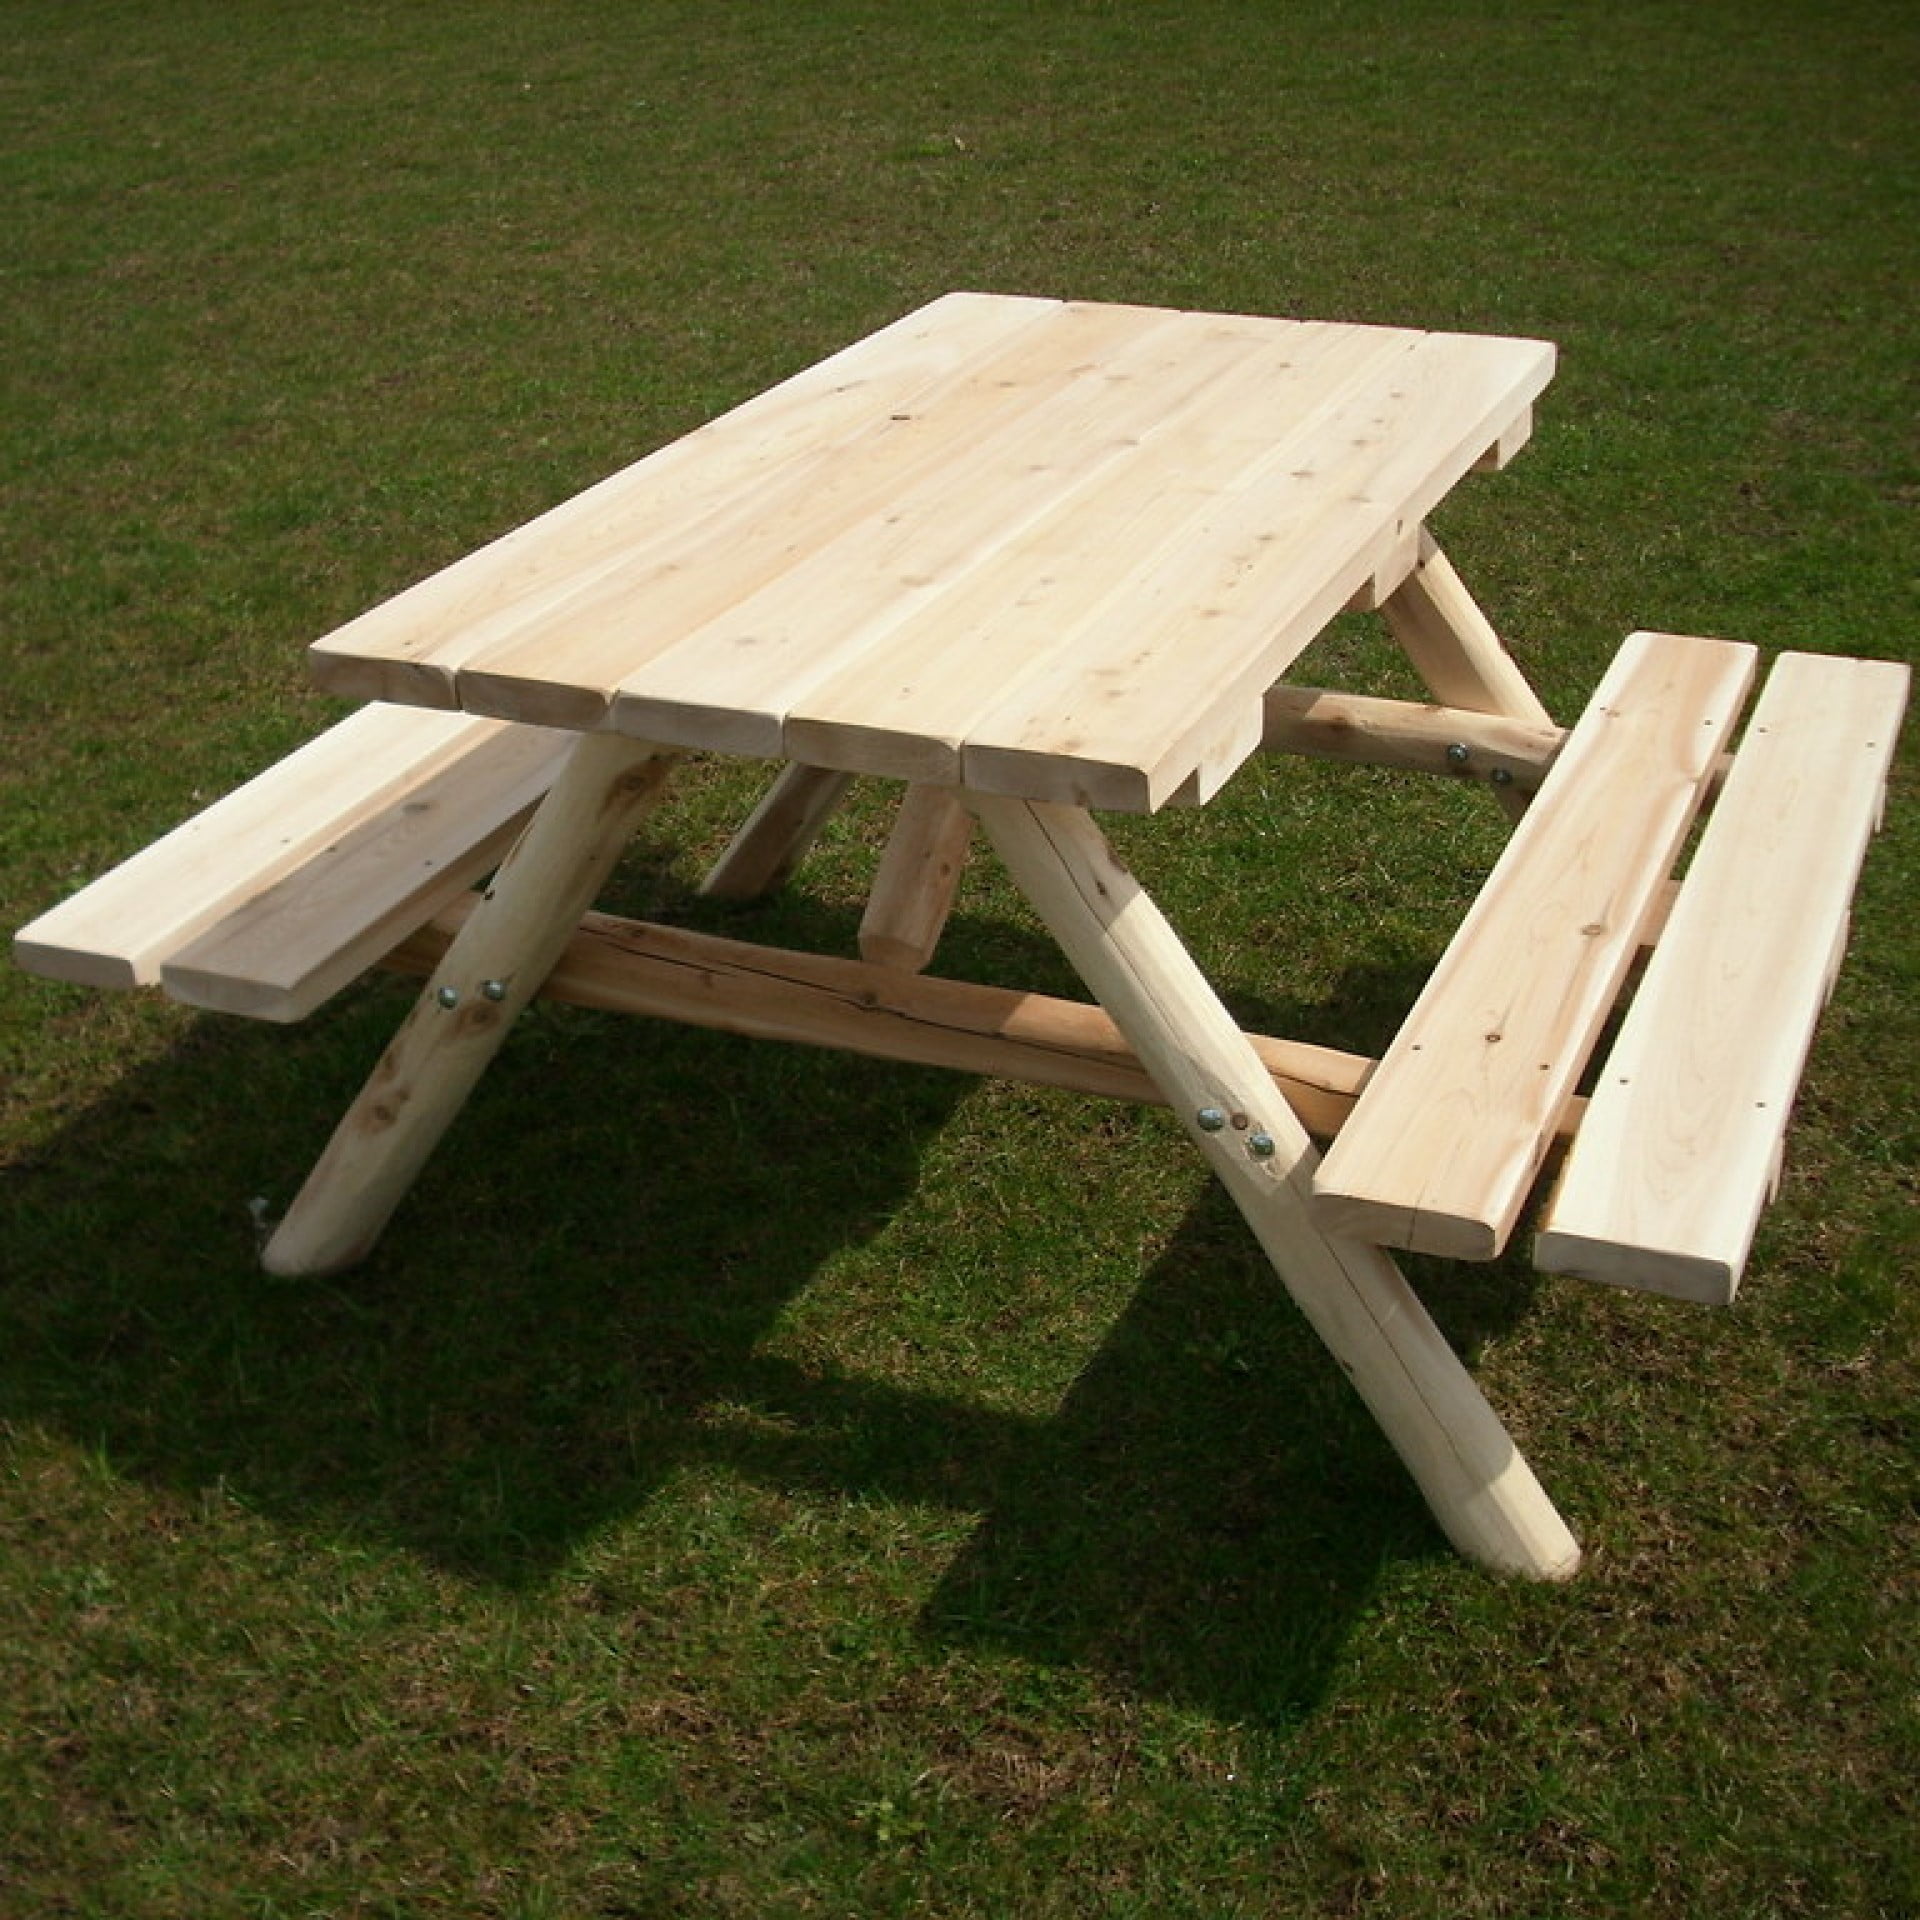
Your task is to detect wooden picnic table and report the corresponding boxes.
[17,293,1908,1580]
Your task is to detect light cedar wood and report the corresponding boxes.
[953,333,1552,810]
[698,762,855,901]
[971,793,1581,1580]
[857,785,973,972]
[309,295,1551,810]
[1536,651,1910,1302]
[1258,685,1565,788]
[458,301,1195,737]
[1472,406,1534,472]
[1380,528,1555,728]
[769,323,1417,785]
[12,707,571,996]
[307,292,1059,709]
[159,731,577,1022]
[262,735,679,1276]
[1313,631,1757,1261]
[1377,528,1555,824]
[383,897,1416,1142]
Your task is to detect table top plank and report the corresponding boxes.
[958,328,1555,809]
[615,317,1407,774]
[309,290,1060,709]
[311,294,1554,809]
[772,322,1413,785]
[447,299,1182,738]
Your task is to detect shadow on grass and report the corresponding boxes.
[2,899,1543,1725]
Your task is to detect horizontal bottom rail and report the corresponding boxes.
[384,900,1525,1144]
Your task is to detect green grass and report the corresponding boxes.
[3,1,1917,1913]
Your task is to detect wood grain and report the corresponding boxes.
[1313,631,1757,1259]
[1536,651,1910,1301]
[13,707,572,999]
[308,294,1553,811]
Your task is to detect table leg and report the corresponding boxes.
[971,793,1581,1580]
[698,761,855,901]
[263,733,680,1277]
[858,784,973,972]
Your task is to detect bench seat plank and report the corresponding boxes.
[14,707,574,1018]
[161,722,576,1022]
[1535,651,1910,1302]
[1312,631,1757,1259]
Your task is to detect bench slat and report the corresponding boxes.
[161,723,575,1022]
[1535,651,1910,1302]
[14,708,574,1018]
[1312,631,1757,1259]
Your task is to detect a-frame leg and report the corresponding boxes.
[699,761,855,902]
[263,734,680,1277]
[858,784,973,972]
[972,793,1581,1580]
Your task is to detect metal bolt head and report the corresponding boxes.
[481,979,509,1002]
[1247,1131,1277,1159]
[435,985,460,1010]
[1445,741,1471,767]
[1195,1107,1228,1133]
[1489,766,1515,787]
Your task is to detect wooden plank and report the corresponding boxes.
[763,322,1412,784]
[455,299,1180,738]
[12,707,568,993]
[308,296,1553,811]
[698,762,855,901]
[973,794,1580,1579]
[308,292,1061,710]
[956,330,1554,810]
[1536,652,1910,1302]
[607,306,1363,765]
[159,724,574,1022]
[383,897,1400,1141]
[858,785,973,972]
[1312,631,1758,1260]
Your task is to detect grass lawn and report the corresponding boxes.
[3,2,1916,1914]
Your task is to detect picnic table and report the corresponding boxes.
[17,293,1908,1580]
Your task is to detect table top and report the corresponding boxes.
[311,292,1553,811]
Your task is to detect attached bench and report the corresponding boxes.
[13,705,575,1023]
[15,632,1906,1313]
[1312,633,1909,1302]
[1534,651,1908,1300]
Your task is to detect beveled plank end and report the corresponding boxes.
[1534,1225,1739,1307]
[1311,1186,1508,1263]
[12,924,146,991]
[308,641,464,710]
[782,715,962,789]
[456,663,616,734]
[608,688,785,762]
